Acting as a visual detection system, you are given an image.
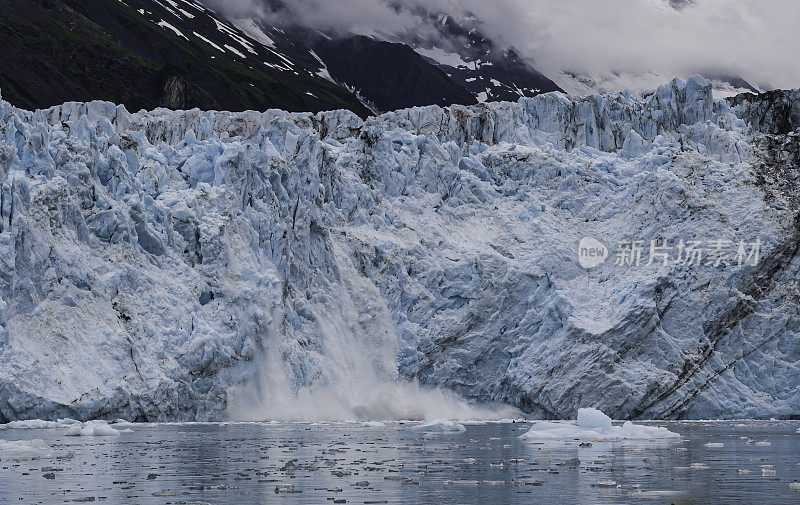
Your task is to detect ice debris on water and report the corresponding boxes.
[274,483,301,493]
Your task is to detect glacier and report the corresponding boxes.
[0,75,798,422]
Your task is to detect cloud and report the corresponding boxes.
[203,0,420,33]
[481,0,800,91]
[204,0,800,90]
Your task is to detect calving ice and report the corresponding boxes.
[2,0,799,502]
[0,76,798,423]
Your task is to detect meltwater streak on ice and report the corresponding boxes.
[227,244,516,422]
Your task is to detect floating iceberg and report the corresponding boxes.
[0,439,53,459]
[1,419,62,429]
[520,408,681,442]
[413,414,467,433]
[63,420,121,437]
[361,421,386,427]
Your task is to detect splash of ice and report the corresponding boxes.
[226,245,516,422]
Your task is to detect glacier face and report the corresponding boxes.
[0,76,798,422]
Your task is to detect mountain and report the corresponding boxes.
[1,77,799,422]
[0,0,370,116]
[390,12,564,102]
[310,35,479,112]
[553,69,760,99]
[550,0,760,98]
[225,18,481,113]
[0,0,764,117]
[246,26,478,113]
[218,3,753,107]
[226,8,562,113]
[0,0,554,116]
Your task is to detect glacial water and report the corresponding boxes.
[1,420,799,504]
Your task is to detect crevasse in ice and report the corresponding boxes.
[0,76,798,422]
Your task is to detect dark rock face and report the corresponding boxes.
[427,47,564,103]
[225,11,562,112]
[0,0,370,115]
[405,14,564,102]
[0,0,562,116]
[311,36,477,112]
[156,69,195,111]
[729,89,800,135]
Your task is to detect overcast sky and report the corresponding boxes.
[205,0,800,91]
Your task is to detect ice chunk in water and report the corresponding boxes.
[0,439,53,459]
[577,408,612,432]
[64,420,121,437]
[413,415,466,433]
[362,421,386,428]
[520,408,680,442]
[1,420,61,429]
[1,419,81,429]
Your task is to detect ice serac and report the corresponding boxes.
[0,75,798,422]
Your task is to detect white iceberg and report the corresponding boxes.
[64,420,121,437]
[412,414,466,433]
[0,439,53,459]
[0,419,78,429]
[577,407,612,432]
[520,408,680,442]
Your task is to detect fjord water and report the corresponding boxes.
[1,421,799,504]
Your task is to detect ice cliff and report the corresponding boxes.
[0,75,798,422]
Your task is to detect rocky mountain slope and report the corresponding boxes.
[0,0,369,116]
[230,9,563,112]
[296,34,478,112]
[0,77,798,422]
[386,12,564,102]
